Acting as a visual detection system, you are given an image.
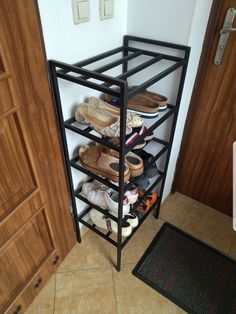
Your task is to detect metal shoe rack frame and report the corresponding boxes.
[49,35,190,271]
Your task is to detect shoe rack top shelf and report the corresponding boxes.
[50,35,190,99]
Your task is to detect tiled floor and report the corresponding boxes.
[26,192,236,314]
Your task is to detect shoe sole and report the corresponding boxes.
[80,160,130,183]
[127,108,159,118]
[129,166,144,178]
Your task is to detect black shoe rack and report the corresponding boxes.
[49,35,190,271]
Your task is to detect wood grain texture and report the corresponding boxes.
[0,0,75,254]
[174,0,236,215]
[0,0,75,312]
[0,209,54,310]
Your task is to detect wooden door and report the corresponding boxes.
[174,0,236,216]
[0,1,75,313]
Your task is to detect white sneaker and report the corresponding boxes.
[125,185,139,204]
[125,213,139,228]
[104,190,130,216]
[90,209,132,237]
[82,181,130,216]
[82,181,108,209]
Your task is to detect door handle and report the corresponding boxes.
[220,27,236,34]
[214,8,236,65]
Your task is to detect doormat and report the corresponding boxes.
[132,223,236,314]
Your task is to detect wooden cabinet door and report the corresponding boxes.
[0,1,75,312]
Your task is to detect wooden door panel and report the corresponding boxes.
[6,251,61,314]
[0,113,37,218]
[0,193,43,246]
[175,0,236,215]
[0,208,54,310]
[0,75,14,115]
[0,1,75,311]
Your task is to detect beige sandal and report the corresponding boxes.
[95,144,144,178]
[78,145,130,182]
[110,150,143,177]
[88,96,143,128]
[75,103,132,137]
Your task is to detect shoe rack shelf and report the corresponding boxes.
[49,35,190,271]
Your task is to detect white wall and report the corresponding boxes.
[38,0,213,215]
[38,0,128,217]
[127,0,213,200]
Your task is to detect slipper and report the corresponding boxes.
[110,149,144,177]
[127,94,159,116]
[142,90,168,111]
[95,144,144,178]
[78,145,130,182]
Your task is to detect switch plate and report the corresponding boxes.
[72,0,90,24]
[99,0,114,20]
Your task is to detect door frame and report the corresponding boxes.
[172,0,223,192]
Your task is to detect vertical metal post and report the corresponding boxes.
[154,48,191,218]
[49,62,81,242]
[122,36,129,76]
[116,81,128,271]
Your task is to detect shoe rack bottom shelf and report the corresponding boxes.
[77,200,159,249]
[76,173,164,249]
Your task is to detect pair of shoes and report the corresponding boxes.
[79,144,144,181]
[75,97,143,138]
[100,145,144,177]
[83,180,139,237]
[82,181,139,216]
[136,191,158,213]
[78,144,130,182]
[104,87,168,117]
[90,208,139,237]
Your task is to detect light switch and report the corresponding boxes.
[72,0,90,24]
[100,0,114,20]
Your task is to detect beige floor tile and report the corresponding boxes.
[113,263,185,314]
[110,215,157,265]
[151,216,164,232]
[160,193,235,254]
[25,275,55,314]
[197,209,235,254]
[57,231,111,272]
[159,202,187,228]
[54,267,117,314]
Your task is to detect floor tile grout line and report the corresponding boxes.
[52,274,57,314]
[56,264,114,274]
[111,266,119,314]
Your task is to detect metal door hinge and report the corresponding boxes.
[214,8,236,65]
